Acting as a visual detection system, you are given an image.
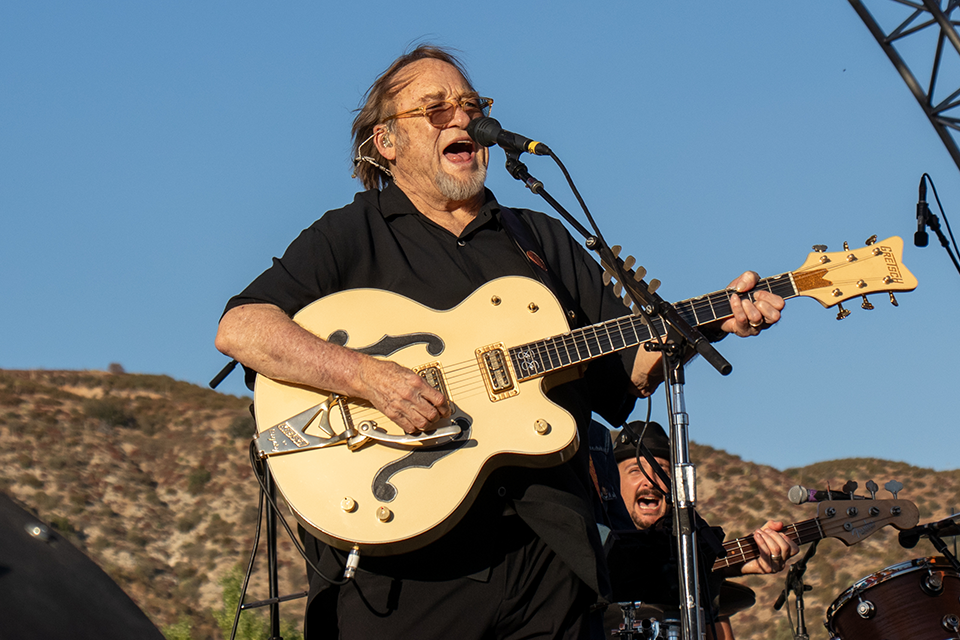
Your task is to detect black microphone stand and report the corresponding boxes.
[917,201,960,275]
[210,370,308,640]
[927,533,960,572]
[774,539,818,640]
[502,150,732,640]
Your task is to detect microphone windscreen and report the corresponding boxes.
[466,117,502,148]
[787,485,809,505]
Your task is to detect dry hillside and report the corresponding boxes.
[0,369,956,640]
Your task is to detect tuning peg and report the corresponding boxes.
[843,241,849,251]
[884,480,904,499]
[865,235,877,246]
[611,245,622,257]
[836,303,851,320]
[623,255,636,270]
[602,272,613,286]
[812,244,827,252]
[861,295,874,310]
[842,480,858,498]
[648,279,661,294]
[613,282,622,297]
[889,292,899,307]
[633,266,647,281]
[866,480,879,500]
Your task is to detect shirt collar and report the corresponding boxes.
[378,182,503,231]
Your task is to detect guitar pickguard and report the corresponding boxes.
[372,416,475,502]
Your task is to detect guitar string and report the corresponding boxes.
[322,279,787,427]
[321,255,893,429]
[714,520,822,568]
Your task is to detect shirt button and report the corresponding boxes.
[457,239,466,247]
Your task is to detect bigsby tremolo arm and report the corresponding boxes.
[255,395,461,458]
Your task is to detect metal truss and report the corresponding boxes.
[848,0,960,172]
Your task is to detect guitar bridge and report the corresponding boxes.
[477,343,518,402]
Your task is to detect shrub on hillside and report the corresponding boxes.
[83,396,138,429]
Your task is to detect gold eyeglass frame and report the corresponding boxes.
[381,96,493,127]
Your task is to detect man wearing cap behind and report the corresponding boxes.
[609,421,799,640]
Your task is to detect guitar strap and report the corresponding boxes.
[498,206,584,328]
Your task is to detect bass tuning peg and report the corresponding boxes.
[842,480,858,497]
[884,480,904,499]
[836,302,851,320]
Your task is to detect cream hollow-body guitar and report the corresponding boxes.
[253,236,917,555]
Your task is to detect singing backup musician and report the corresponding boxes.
[610,421,799,640]
[215,44,785,640]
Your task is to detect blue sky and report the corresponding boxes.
[3,2,958,476]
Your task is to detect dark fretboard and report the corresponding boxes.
[712,517,824,572]
[508,273,798,382]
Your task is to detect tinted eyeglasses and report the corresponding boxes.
[382,96,493,128]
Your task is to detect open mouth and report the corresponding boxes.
[635,493,663,512]
[443,139,475,163]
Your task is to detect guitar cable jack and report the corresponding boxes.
[343,546,361,580]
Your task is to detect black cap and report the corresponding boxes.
[613,421,670,463]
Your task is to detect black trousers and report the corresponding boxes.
[308,515,594,640]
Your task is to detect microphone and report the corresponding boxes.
[915,177,929,247]
[787,485,853,505]
[466,117,551,156]
[898,513,960,549]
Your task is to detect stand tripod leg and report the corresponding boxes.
[266,471,282,640]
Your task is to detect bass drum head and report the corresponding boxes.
[825,556,960,640]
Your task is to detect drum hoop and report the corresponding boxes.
[824,556,950,623]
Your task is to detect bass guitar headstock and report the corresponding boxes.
[813,479,919,547]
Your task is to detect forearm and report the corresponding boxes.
[215,303,366,398]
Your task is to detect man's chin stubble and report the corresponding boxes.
[435,163,487,201]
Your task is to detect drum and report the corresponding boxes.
[825,556,960,639]
[603,602,681,640]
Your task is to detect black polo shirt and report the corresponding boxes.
[226,182,637,597]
